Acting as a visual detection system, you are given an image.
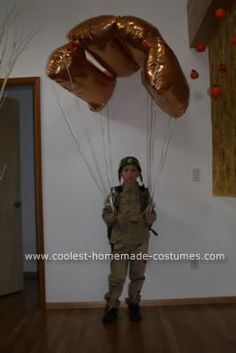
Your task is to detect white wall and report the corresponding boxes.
[8,0,236,302]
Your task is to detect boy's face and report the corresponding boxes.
[121,165,140,186]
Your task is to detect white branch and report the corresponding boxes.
[0,1,37,104]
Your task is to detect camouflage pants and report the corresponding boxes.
[105,242,149,309]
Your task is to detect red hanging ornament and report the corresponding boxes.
[195,42,207,52]
[190,69,199,79]
[210,85,222,98]
[217,63,227,74]
[230,35,236,46]
[215,8,227,19]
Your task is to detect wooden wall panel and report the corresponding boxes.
[208,3,236,196]
[187,0,234,47]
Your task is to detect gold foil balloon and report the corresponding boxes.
[46,42,116,111]
[115,16,161,67]
[68,16,139,77]
[143,40,189,117]
[46,15,189,117]
[115,16,189,116]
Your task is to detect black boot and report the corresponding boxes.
[128,303,142,321]
[102,307,118,324]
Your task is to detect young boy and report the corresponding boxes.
[102,156,156,323]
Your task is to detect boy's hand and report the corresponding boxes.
[144,212,156,226]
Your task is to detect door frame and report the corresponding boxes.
[4,77,46,307]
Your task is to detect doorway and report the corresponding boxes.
[0,77,45,306]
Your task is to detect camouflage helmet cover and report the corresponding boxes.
[118,156,143,182]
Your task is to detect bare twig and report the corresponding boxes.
[0,1,38,105]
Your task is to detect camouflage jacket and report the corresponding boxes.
[102,185,157,240]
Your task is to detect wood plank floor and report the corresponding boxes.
[0,278,236,353]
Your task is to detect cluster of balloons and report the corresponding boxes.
[46,15,189,117]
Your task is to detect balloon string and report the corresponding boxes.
[147,94,158,192]
[51,83,105,198]
[100,103,115,208]
[106,103,114,187]
[65,63,108,196]
[75,103,108,196]
[148,96,153,190]
[150,116,175,207]
[147,61,160,193]
[146,93,152,190]
[150,99,154,169]
[150,97,158,190]
[146,94,149,189]
[99,112,111,192]
[146,96,156,213]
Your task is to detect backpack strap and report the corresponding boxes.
[139,185,150,213]
[111,185,123,213]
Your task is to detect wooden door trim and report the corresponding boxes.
[4,77,46,307]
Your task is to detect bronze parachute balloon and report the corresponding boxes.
[46,15,189,117]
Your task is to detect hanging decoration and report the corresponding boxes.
[195,42,207,52]
[230,34,236,45]
[190,69,199,79]
[217,63,227,74]
[46,15,189,118]
[210,85,222,98]
[214,8,227,20]
[46,15,190,208]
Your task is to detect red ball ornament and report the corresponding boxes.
[195,42,207,52]
[190,69,199,79]
[210,85,222,98]
[217,63,227,74]
[215,8,227,19]
[230,35,236,46]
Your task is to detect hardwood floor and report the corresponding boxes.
[0,278,236,353]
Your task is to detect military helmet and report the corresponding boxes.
[118,156,143,183]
